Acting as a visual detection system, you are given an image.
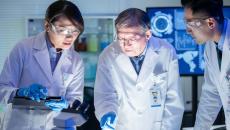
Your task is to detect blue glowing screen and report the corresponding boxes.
[147,7,230,75]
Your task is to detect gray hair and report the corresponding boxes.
[115,8,151,31]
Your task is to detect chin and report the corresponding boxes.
[62,45,72,50]
[196,39,207,45]
[124,52,137,57]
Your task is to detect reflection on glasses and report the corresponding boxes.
[116,33,145,44]
[184,16,221,29]
[184,17,209,29]
[50,23,80,36]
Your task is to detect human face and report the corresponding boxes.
[184,8,215,44]
[116,26,151,57]
[46,16,80,49]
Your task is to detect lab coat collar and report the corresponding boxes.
[220,19,230,86]
[114,41,138,81]
[32,31,48,51]
[137,37,160,82]
[217,18,228,51]
[114,36,160,82]
[32,31,53,82]
[148,36,161,52]
[32,31,73,81]
[32,32,73,59]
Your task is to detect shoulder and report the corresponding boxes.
[13,32,45,52]
[99,41,120,61]
[150,36,175,51]
[149,36,177,60]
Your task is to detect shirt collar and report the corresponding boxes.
[45,33,58,58]
[217,18,227,51]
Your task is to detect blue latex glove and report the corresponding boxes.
[45,97,68,112]
[17,84,48,102]
[100,112,117,130]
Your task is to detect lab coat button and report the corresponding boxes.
[137,87,142,91]
[136,83,142,90]
[137,109,143,114]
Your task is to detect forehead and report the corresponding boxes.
[117,27,144,37]
[184,8,194,19]
[184,7,206,20]
[53,16,74,26]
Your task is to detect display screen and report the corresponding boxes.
[147,7,230,75]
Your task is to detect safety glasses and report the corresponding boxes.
[50,23,80,36]
[184,18,208,29]
[115,32,146,45]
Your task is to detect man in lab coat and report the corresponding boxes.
[94,8,184,130]
[181,0,230,129]
[0,1,84,130]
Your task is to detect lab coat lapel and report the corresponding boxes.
[220,21,230,86]
[115,47,138,81]
[33,32,52,82]
[137,40,159,82]
[54,48,73,76]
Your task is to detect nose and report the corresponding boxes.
[123,39,132,46]
[186,26,193,35]
[65,34,73,38]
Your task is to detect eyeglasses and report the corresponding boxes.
[184,18,209,29]
[50,23,80,36]
[116,33,145,45]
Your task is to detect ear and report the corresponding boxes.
[44,21,50,32]
[145,29,152,40]
[207,18,216,29]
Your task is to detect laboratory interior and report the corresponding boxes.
[0,0,230,130]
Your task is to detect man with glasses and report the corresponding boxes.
[181,0,230,129]
[94,8,184,130]
[0,1,84,130]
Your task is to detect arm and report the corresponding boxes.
[94,54,119,122]
[0,43,24,104]
[161,57,185,130]
[194,50,222,130]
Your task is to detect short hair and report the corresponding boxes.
[181,0,224,24]
[115,8,151,31]
[45,0,84,33]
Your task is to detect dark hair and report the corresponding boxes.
[115,8,151,31]
[181,0,224,24]
[45,0,84,33]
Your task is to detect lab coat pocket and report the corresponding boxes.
[151,72,167,85]
[62,72,74,87]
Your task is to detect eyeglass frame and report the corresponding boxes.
[184,16,220,29]
[49,22,81,36]
[114,28,148,45]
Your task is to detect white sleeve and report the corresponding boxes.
[94,54,119,121]
[161,51,184,130]
[194,50,222,130]
[0,43,23,104]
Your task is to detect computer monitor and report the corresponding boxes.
[146,7,230,76]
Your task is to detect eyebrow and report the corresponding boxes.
[55,24,74,27]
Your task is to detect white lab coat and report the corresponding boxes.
[0,32,84,130]
[94,36,184,130]
[194,19,230,130]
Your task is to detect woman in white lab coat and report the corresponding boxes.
[94,8,184,130]
[0,1,84,129]
[181,0,230,129]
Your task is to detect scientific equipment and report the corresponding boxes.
[12,96,62,110]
